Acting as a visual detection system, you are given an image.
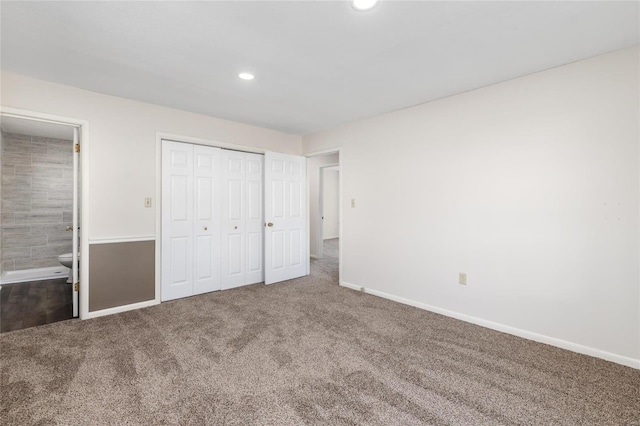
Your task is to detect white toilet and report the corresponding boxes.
[58,252,80,283]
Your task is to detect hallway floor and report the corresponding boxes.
[311,238,339,283]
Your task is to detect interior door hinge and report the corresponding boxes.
[75,143,80,153]
[74,282,79,292]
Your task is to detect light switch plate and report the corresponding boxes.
[459,273,467,285]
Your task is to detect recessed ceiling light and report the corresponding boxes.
[238,72,255,80]
[352,0,378,11]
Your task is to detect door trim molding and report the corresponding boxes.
[318,163,340,259]
[84,299,159,320]
[158,132,267,154]
[90,236,155,244]
[0,106,90,320]
[305,149,342,282]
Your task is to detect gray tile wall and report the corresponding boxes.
[1,131,74,272]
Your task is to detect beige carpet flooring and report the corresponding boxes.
[1,238,639,425]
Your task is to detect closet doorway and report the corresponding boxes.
[160,139,307,302]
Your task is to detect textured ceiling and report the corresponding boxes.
[1,1,638,134]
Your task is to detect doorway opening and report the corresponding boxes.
[0,113,82,332]
[307,150,340,284]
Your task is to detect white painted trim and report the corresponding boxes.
[305,149,342,284]
[323,236,339,240]
[80,120,89,322]
[84,299,159,320]
[318,165,323,259]
[306,166,313,265]
[341,282,363,292]
[89,236,155,244]
[310,255,319,260]
[340,281,640,370]
[157,131,266,154]
[306,147,342,157]
[155,135,163,308]
[0,111,81,128]
[317,162,340,259]
[72,127,79,317]
[0,106,90,321]
[338,159,342,286]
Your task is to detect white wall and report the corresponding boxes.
[308,153,339,257]
[323,168,339,239]
[303,46,640,366]
[0,71,302,240]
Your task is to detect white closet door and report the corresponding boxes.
[264,152,307,284]
[162,141,194,301]
[193,145,222,295]
[222,150,246,289]
[245,153,264,285]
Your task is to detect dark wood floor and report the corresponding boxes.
[0,278,74,333]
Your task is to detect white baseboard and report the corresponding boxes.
[340,281,639,370]
[310,254,319,259]
[323,236,339,240]
[83,299,159,320]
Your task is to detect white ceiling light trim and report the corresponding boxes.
[352,0,379,11]
[238,72,255,80]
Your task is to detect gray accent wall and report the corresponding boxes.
[89,241,155,312]
[1,131,73,272]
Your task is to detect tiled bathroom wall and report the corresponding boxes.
[1,131,73,272]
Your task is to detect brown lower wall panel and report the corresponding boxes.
[89,240,155,312]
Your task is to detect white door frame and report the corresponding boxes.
[155,132,267,302]
[305,148,342,283]
[72,127,79,317]
[0,106,90,320]
[317,163,339,259]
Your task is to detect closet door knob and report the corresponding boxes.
[234,226,238,230]
[267,222,273,227]
[204,226,208,231]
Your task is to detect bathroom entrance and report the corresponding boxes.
[0,114,81,332]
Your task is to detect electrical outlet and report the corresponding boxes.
[144,197,152,208]
[459,273,467,285]
[351,198,356,208]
